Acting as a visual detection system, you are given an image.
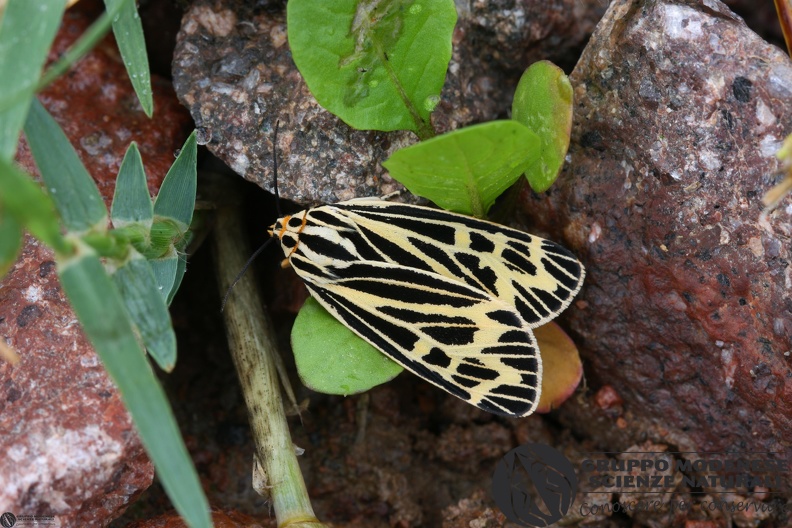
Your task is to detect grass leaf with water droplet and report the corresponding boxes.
[103,0,153,116]
[0,0,64,160]
[24,99,107,233]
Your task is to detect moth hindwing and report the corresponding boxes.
[272,200,585,417]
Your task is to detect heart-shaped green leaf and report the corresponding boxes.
[292,296,404,395]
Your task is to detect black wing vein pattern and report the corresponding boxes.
[279,201,586,417]
[291,255,542,417]
[327,203,585,328]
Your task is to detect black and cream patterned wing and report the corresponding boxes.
[329,202,585,328]
[290,255,542,417]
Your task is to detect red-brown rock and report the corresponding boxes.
[519,0,792,485]
[0,3,192,524]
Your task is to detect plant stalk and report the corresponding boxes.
[212,191,326,528]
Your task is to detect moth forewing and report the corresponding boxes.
[328,202,586,328]
[273,200,585,417]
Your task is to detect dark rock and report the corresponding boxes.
[518,0,792,492]
[172,0,605,204]
[123,507,274,528]
[724,0,787,49]
[441,489,506,528]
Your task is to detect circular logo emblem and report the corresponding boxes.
[492,443,578,527]
[0,512,17,528]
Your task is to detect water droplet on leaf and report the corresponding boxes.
[423,95,440,112]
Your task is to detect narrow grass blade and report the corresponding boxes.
[24,99,107,233]
[58,248,211,528]
[112,251,177,371]
[153,132,197,229]
[0,157,68,253]
[112,142,154,228]
[103,0,153,116]
[166,253,187,305]
[0,0,65,160]
[0,209,22,278]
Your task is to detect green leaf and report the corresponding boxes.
[103,0,153,116]
[112,142,154,229]
[153,131,197,229]
[111,251,177,371]
[147,132,197,303]
[287,0,456,136]
[149,253,178,303]
[24,99,107,233]
[0,157,69,254]
[36,0,125,91]
[0,209,22,278]
[166,253,188,305]
[383,120,540,217]
[511,61,573,193]
[0,0,65,160]
[292,297,403,395]
[57,247,211,528]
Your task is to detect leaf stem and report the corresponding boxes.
[212,184,327,528]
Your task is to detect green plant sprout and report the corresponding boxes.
[286,0,577,400]
[0,0,210,526]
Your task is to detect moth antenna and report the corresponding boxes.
[221,119,282,311]
[273,119,282,218]
[221,237,276,312]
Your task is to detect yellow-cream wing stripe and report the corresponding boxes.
[289,254,542,417]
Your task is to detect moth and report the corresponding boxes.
[270,199,585,417]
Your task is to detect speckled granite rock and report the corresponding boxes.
[0,237,155,523]
[172,0,605,204]
[519,0,792,480]
[0,4,193,524]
